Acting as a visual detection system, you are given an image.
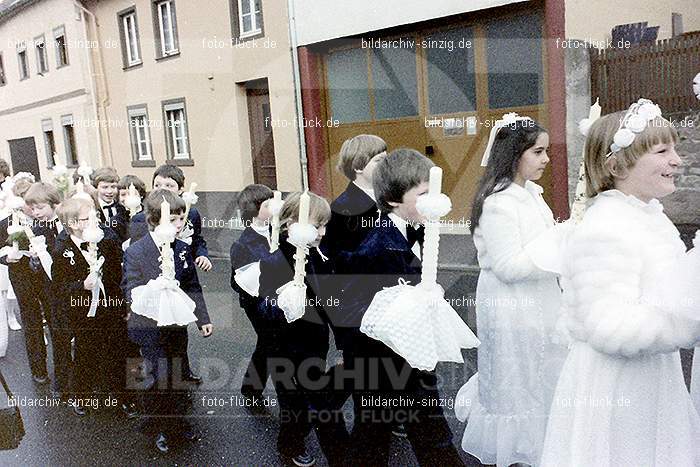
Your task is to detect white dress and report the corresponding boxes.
[540,190,700,467]
[455,181,567,467]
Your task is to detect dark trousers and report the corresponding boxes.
[241,304,275,394]
[345,343,465,467]
[12,274,50,378]
[130,325,190,436]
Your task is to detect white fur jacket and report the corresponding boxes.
[552,190,700,357]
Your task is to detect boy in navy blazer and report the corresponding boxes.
[123,189,213,453]
[92,167,129,243]
[229,184,275,401]
[337,149,465,466]
[321,134,386,259]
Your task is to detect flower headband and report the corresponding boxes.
[603,98,662,158]
[480,112,533,167]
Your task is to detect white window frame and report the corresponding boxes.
[128,107,153,161]
[157,0,178,56]
[53,26,69,67]
[17,42,29,80]
[164,101,190,160]
[238,0,261,38]
[35,35,48,74]
[122,12,141,66]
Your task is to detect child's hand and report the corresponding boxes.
[84,276,96,290]
[195,256,212,271]
[200,324,213,337]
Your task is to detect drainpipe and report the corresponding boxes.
[286,0,309,190]
[73,1,111,167]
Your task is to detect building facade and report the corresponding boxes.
[0,0,102,180]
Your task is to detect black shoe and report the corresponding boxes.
[291,451,316,467]
[183,372,202,385]
[71,402,86,417]
[155,432,169,453]
[32,374,50,384]
[391,423,408,438]
[121,402,139,419]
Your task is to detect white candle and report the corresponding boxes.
[273,190,282,204]
[298,191,310,225]
[428,166,443,195]
[128,183,137,198]
[11,210,18,227]
[76,180,85,194]
[187,182,197,195]
[589,98,601,121]
[160,198,170,227]
[88,209,99,230]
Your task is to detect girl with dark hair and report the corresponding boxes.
[455,115,567,467]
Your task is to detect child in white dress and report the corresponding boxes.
[455,115,567,466]
[540,101,700,466]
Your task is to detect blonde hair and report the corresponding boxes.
[57,198,93,234]
[24,182,62,207]
[337,134,387,181]
[585,112,679,197]
[279,192,331,232]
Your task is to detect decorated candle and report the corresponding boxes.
[160,197,170,227]
[298,191,310,225]
[589,97,601,121]
[428,167,443,195]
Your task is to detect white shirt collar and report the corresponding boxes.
[388,212,409,241]
[252,222,270,239]
[99,198,114,208]
[70,234,86,248]
[353,181,376,202]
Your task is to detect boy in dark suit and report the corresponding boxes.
[338,149,465,466]
[123,189,213,453]
[92,167,129,242]
[0,180,54,385]
[24,182,71,397]
[51,197,129,416]
[321,134,386,258]
[229,184,274,401]
[258,192,348,467]
[128,165,209,383]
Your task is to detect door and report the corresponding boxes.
[246,81,277,189]
[8,137,40,180]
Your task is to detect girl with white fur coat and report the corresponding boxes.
[540,103,700,467]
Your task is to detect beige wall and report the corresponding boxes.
[565,0,700,43]
[0,0,100,178]
[86,0,301,192]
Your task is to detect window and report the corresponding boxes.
[119,9,142,67]
[153,0,179,58]
[127,105,153,164]
[162,99,191,162]
[34,35,48,74]
[425,27,476,114]
[371,39,418,119]
[0,53,6,86]
[53,26,69,67]
[327,48,370,123]
[486,13,543,108]
[238,0,262,38]
[42,119,56,167]
[61,115,78,167]
[17,42,29,80]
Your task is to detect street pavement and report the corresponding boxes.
[0,258,483,466]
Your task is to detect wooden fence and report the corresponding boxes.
[590,32,700,114]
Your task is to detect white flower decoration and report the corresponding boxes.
[82,226,104,244]
[6,195,25,210]
[501,112,519,126]
[269,199,284,217]
[181,191,198,205]
[13,172,35,184]
[625,114,647,133]
[63,249,76,265]
[52,165,68,176]
[637,102,661,121]
[693,72,700,100]
[77,163,93,179]
[613,128,636,149]
[578,118,594,136]
[288,223,318,247]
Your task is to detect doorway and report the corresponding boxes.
[8,137,40,180]
[245,79,277,189]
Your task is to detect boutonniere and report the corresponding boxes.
[62,249,75,266]
[178,249,188,268]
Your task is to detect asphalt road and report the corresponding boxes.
[0,258,483,467]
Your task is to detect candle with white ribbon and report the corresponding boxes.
[124,183,141,217]
[428,166,442,195]
[298,191,309,226]
[160,197,170,227]
[269,190,282,252]
[571,98,602,222]
[589,97,602,121]
[183,182,197,219]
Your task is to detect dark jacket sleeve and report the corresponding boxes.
[180,250,211,328]
[121,244,146,306]
[128,213,149,243]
